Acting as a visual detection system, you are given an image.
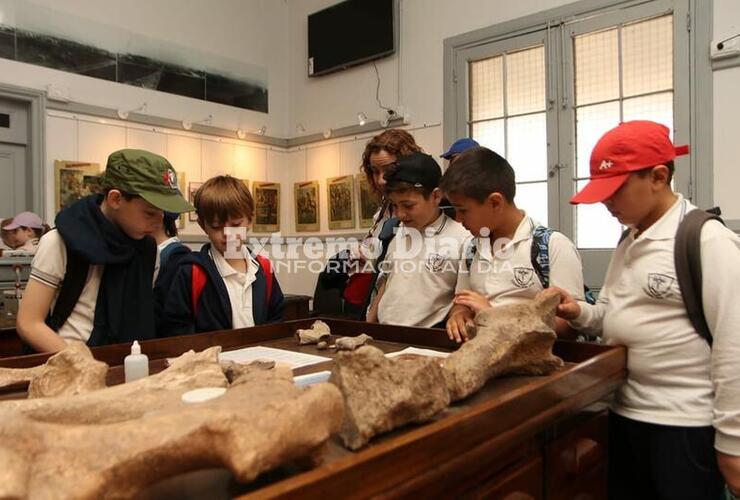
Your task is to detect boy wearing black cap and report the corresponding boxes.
[17,149,193,353]
[555,121,740,498]
[440,146,586,343]
[366,152,471,328]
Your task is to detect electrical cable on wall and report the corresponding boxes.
[373,60,393,112]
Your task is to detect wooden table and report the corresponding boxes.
[0,318,626,499]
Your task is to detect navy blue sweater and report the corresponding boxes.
[160,244,284,336]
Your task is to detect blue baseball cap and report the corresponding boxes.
[440,138,480,159]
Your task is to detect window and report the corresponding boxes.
[469,45,549,225]
[449,0,701,287]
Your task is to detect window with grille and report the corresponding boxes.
[573,15,674,248]
[469,45,549,225]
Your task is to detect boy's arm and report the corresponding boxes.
[699,222,740,490]
[160,266,197,337]
[365,276,387,323]
[16,279,68,353]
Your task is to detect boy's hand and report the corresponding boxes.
[548,286,582,320]
[453,290,492,314]
[446,305,474,344]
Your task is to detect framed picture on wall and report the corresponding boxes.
[54,161,101,213]
[188,181,203,222]
[327,175,355,230]
[356,173,379,228]
[176,172,187,229]
[294,180,320,232]
[253,181,281,233]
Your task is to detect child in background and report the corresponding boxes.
[162,176,284,336]
[2,212,49,253]
[153,211,190,336]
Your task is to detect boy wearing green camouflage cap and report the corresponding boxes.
[17,149,193,353]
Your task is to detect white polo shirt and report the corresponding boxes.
[456,214,585,305]
[377,213,472,328]
[28,230,103,343]
[571,195,740,454]
[209,245,258,329]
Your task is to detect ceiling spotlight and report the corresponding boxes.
[323,128,332,139]
[296,123,306,135]
[357,112,367,126]
[236,129,247,140]
[256,125,267,136]
[117,102,147,120]
[182,114,213,130]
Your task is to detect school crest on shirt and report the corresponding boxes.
[645,273,674,299]
[425,252,448,273]
[512,267,535,288]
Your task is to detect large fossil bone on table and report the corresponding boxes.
[0,346,229,423]
[330,345,450,450]
[0,362,344,499]
[0,341,108,398]
[442,289,564,402]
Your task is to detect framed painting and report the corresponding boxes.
[253,181,281,233]
[356,173,379,228]
[327,175,355,230]
[294,180,320,232]
[54,161,101,213]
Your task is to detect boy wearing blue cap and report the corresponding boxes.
[441,138,480,163]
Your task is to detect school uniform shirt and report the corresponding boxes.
[377,213,471,328]
[153,236,181,284]
[456,214,585,305]
[28,230,103,343]
[209,245,258,329]
[570,194,740,455]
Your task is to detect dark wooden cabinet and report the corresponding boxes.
[0,319,625,498]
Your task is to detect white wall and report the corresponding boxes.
[0,0,290,136]
[287,0,740,219]
[712,0,740,219]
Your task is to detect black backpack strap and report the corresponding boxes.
[674,207,724,345]
[45,248,90,332]
[464,238,477,270]
[618,228,631,246]
[530,225,554,289]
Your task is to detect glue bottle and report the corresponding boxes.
[124,340,149,382]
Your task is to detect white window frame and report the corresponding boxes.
[443,0,713,288]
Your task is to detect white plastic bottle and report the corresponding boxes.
[124,340,149,382]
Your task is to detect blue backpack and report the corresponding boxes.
[464,225,597,305]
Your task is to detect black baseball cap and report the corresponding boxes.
[384,152,442,190]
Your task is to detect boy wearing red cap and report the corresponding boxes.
[557,121,740,498]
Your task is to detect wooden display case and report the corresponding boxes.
[0,318,626,499]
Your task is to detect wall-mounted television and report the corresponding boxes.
[308,0,396,77]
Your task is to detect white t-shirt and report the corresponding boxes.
[209,245,258,329]
[456,214,585,305]
[570,195,740,454]
[378,213,472,328]
[28,230,103,343]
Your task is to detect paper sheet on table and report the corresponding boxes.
[218,346,331,369]
[385,347,451,359]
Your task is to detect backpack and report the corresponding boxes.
[190,254,273,318]
[464,226,597,305]
[618,206,723,345]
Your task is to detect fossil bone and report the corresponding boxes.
[295,320,331,345]
[0,342,108,398]
[335,334,373,351]
[0,363,343,499]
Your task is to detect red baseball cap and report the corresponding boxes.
[570,121,689,205]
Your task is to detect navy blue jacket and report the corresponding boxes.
[160,244,284,337]
[153,241,191,337]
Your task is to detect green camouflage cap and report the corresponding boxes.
[101,149,194,213]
